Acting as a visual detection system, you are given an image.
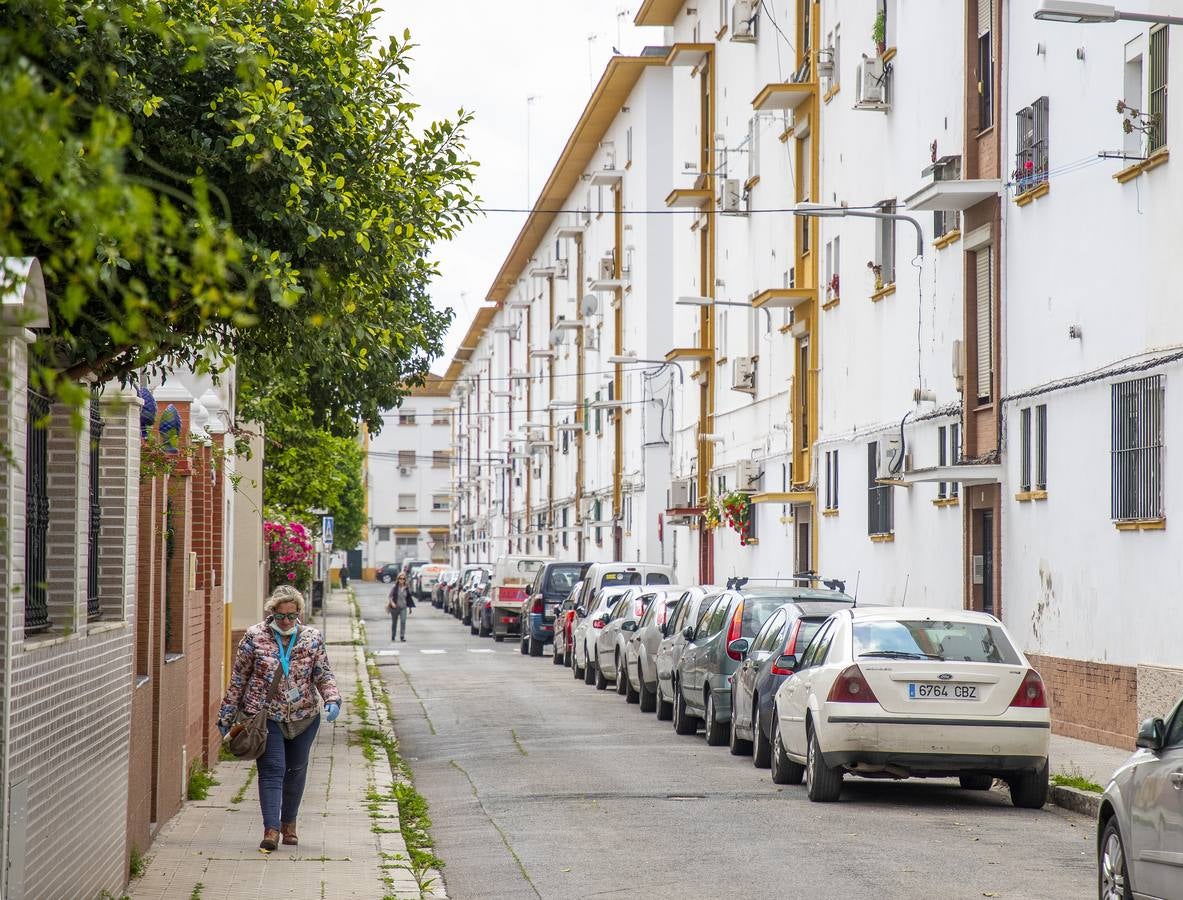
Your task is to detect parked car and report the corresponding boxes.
[520,561,590,657]
[453,564,488,620]
[729,591,856,764]
[572,585,633,684]
[458,565,492,626]
[431,569,456,608]
[489,556,551,642]
[399,558,430,589]
[593,587,653,693]
[671,588,790,742]
[654,587,720,721]
[772,607,1050,806]
[467,568,494,634]
[376,562,401,584]
[1097,693,1183,900]
[413,563,448,603]
[570,562,673,679]
[553,581,585,667]
[623,587,690,712]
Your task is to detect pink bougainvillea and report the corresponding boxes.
[265,521,314,591]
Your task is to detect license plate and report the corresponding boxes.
[909,683,978,700]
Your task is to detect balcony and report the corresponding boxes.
[904,179,1003,212]
[750,287,815,310]
[665,188,714,210]
[752,82,816,113]
[664,43,712,69]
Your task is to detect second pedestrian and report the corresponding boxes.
[389,572,415,641]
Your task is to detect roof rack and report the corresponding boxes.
[726,574,848,594]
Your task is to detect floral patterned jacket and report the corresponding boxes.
[217,622,341,729]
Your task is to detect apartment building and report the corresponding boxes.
[447,0,1183,749]
[366,376,455,569]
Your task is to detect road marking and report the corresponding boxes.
[376,649,399,656]
[420,649,447,655]
[468,648,495,654]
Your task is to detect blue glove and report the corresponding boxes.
[218,723,229,738]
[325,702,341,723]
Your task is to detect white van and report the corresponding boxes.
[571,563,674,679]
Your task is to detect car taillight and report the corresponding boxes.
[592,618,606,629]
[826,665,879,703]
[531,597,543,615]
[634,599,645,618]
[1009,669,1048,709]
[770,624,800,676]
[725,601,744,660]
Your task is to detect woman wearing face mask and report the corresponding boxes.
[217,585,342,852]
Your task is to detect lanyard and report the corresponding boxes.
[276,627,298,679]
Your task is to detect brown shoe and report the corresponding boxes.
[259,828,280,852]
[280,822,298,846]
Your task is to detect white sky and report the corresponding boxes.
[375,3,657,374]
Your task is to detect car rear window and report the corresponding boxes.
[602,571,642,586]
[545,566,584,594]
[645,573,670,584]
[853,619,1021,664]
[741,597,786,637]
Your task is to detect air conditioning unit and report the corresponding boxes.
[816,46,835,79]
[399,466,413,476]
[735,459,762,491]
[584,328,600,351]
[599,254,615,281]
[876,435,903,480]
[669,477,694,509]
[720,178,745,215]
[732,356,756,394]
[532,465,542,480]
[731,0,756,42]
[855,54,889,111]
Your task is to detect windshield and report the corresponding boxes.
[545,565,585,594]
[853,619,1021,664]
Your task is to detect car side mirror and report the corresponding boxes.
[1136,716,1166,751]
[575,606,587,618]
[727,638,751,657]
[774,654,799,673]
[621,620,638,632]
[682,626,696,641]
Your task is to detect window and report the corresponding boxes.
[752,610,787,654]
[398,450,416,468]
[432,450,451,469]
[561,506,569,550]
[432,494,450,511]
[399,411,417,426]
[875,200,896,286]
[697,598,725,639]
[798,339,810,451]
[1036,406,1047,491]
[798,618,834,669]
[594,391,602,436]
[1149,26,1169,152]
[1111,374,1164,521]
[395,534,417,551]
[432,408,451,426]
[1014,97,1049,192]
[977,0,994,131]
[824,449,839,510]
[1020,408,1032,492]
[974,247,994,404]
[377,526,391,542]
[938,426,948,499]
[824,236,841,302]
[950,423,961,498]
[932,156,962,238]
[593,499,603,545]
[398,494,416,511]
[1019,405,1047,494]
[868,442,893,536]
[747,116,760,183]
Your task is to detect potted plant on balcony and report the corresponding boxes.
[720,490,754,546]
[867,261,883,292]
[703,494,722,531]
[872,9,887,55]
[827,272,840,301]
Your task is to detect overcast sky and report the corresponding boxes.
[375,3,655,373]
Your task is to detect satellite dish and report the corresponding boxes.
[581,294,599,317]
[549,326,564,348]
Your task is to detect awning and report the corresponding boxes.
[751,491,815,505]
[394,527,421,535]
[893,464,1002,486]
[904,179,1003,212]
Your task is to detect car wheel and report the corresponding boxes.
[1099,817,1131,900]
[959,774,994,791]
[463,612,471,626]
[729,693,752,756]
[584,653,597,685]
[550,641,562,664]
[752,703,772,769]
[573,651,585,680]
[625,662,641,705]
[638,667,655,712]
[704,691,727,746]
[530,636,543,657]
[771,713,805,785]
[520,636,529,655]
[1007,761,1049,809]
[595,653,609,690]
[494,633,505,643]
[805,724,842,802]
[469,620,478,635]
[380,574,392,583]
[565,647,573,668]
[613,653,626,695]
[656,681,673,721]
[673,680,697,735]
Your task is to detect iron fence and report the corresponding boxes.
[25,389,50,633]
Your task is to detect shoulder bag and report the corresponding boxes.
[225,663,283,760]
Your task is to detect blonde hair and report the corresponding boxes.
[264,585,306,618]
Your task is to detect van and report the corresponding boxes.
[571,563,674,673]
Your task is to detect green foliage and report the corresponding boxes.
[1051,773,1104,793]
[186,762,218,800]
[128,846,146,880]
[1,0,476,431]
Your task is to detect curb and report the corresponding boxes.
[1050,784,1101,820]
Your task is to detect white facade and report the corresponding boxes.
[367,385,454,567]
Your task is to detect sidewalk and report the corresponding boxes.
[129,589,442,900]
[1050,732,1130,788]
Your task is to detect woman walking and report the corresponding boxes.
[218,585,342,852]
[388,572,415,641]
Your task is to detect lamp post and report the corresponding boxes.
[676,296,774,331]
[605,354,686,385]
[1034,1,1183,25]
[793,202,925,259]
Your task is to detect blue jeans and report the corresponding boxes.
[257,716,320,829]
[391,607,408,640]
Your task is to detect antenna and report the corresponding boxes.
[901,573,910,606]
[581,294,599,317]
[853,570,861,604]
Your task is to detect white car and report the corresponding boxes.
[571,586,632,685]
[772,607,1050,807]
[594,587,651,693]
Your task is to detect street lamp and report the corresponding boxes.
[1034,2,1183,25]
[606,354,685,385]
[676,296,773,331]
[793,202,925,259]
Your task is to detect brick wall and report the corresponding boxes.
[45,402,86,629]
[1028,653,1137,750]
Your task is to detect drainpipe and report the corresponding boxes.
[612,185,624,560]
[575,235,586,560]
[547,274,556,557]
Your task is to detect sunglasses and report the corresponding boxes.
[272,612,300,622]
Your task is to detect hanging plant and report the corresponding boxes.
[720,490,754,545]
[703,494,723,531]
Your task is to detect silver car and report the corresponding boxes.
[1098,694,1183,900]
[572,586,631,685]
[624,587,689,711]
[593,587,651,693]
[654,587,720,721]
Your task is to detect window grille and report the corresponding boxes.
[1149,26,1169,152]
[87,396,104,620]
[1020,407,1033,492]
[938,426,948,499]
[1014,97,1049,191]
[867,442,893,536]
[1036,405,1048,491]
[1111,374,1164,521]
[950,423,961,498]
[24,389,51,634]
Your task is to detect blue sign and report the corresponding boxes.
[322,515,334,549]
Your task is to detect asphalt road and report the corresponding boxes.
[360,582,1095,900]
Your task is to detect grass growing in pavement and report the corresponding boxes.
[189,883,204,900]
[231,767,256,804]
[128,845,146,879]
[186,764,218,801]
[1051,773,1104,793]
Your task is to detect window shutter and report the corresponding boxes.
[975,249,993,402]
[978,0,992,35]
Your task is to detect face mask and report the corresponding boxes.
[270,620,298,637]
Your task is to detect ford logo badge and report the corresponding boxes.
[937,673,953,681]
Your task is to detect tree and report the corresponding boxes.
[2,0,476,432]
